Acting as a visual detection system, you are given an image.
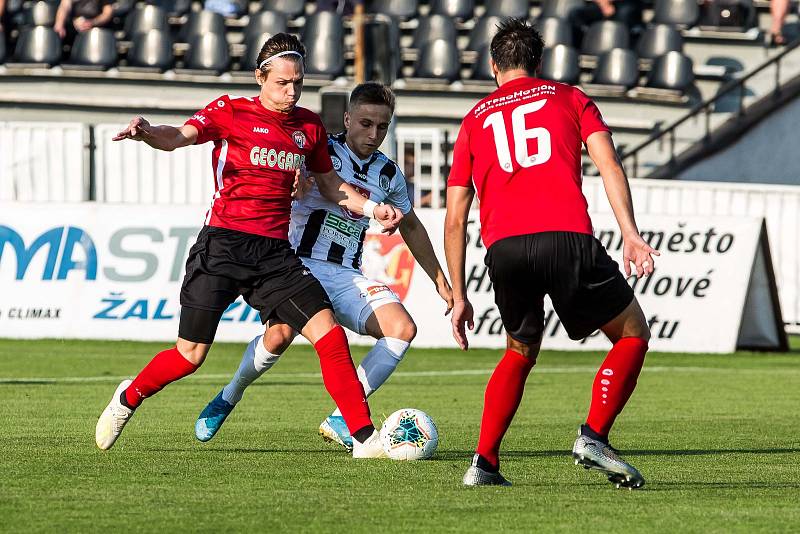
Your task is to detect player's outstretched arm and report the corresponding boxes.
[399,209,453,315]
[314,169,403,233]
[586,131,660,277]
[444,185,475,350]
[112,116,198,152]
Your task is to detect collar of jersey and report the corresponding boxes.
[341,137,378,167]
[499,76,538,91]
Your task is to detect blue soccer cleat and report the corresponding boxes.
[318,414,353,452]
[195,390,235,442]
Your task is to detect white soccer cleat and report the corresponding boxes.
[351,429,388,459]
[572,428,645,490]
[95,379,134,450]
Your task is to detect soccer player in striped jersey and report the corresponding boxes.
[195,82,454,450]
[95,34,403,458]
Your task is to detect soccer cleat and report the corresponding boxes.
[195,390,235,442]
[351,429,388,459]
[95,379,134,450]
[572,429,645,490]
[318,415,354,452]
[463,455,512,487]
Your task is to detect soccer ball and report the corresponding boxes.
[379,408,438,460]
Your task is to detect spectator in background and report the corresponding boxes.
[54,0,113,43]
[0,0,7,34]
[768,0,788,46]
[205,0,246,18]
[568,0,643,45]
[317,0,363,15]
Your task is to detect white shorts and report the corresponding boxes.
[301,257,401,335]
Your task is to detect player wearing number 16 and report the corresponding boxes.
[445,18,660,488]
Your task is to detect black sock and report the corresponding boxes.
[119,390,135,411]
[352,425,374,443]
[474,453,499,473]
[581,423,608,443]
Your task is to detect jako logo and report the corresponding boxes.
[0,225,97,280]
[253,127,270,134]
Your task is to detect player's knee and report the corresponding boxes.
[264,324,295,354]
[386,317,417,343]
[176,340,208,366]
[507,337,540,363]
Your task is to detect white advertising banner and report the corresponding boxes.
[0,203,786,353]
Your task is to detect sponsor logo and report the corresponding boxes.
[252,126,270,134]
[0,225,97,280]
[361,234,416,302]
[249,146,306,170]
[363,284,391,297]
[191,114,207,124]
[292,131,306,149]
[331,155,342,171]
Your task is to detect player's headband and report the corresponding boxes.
[258,50,303,70]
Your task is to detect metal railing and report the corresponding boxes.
[621,38,800,178]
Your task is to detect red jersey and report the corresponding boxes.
[185,95,333,239]
[447,77,610,249]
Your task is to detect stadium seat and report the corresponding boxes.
[539,44,580,85]
[5,0,24,18]
[22,1,57,28]
[184,32,230,73]
[180,10,226,42]
[652,0,700,27]
[540,0,583,19]
[430,0,474,20]
[470,45,493,81]
[123,4,169,38]
[66,28,117,69]
[303,11,344,78]
[412,14,456,50]
[0,32,6,64]
[12,26,61,66]
[244,32,268,70]
[636,23,683,60]
[591,48,639,88]
[413,38,460,81]
[364,16,401,83]
[369,0,419,20]
[112,0,136,20]
[646,50,694,91]
[260,0,305,19]
[538,17,574,48]
[244,11,288,44]
[485,0,528,18]
[581,20,630,56]
[126,29,174,71]
[147,0,191,18]
[467,15,503,52]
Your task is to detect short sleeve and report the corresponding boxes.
[574,89,611,143]
[385,163,413,214]
[185,95,234,144]
[447,120,474,188]
[306,122,334,174]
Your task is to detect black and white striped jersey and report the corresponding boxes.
[289,132,412,269]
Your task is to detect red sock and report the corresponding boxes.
[314,325,372,435]
[476,349,536,469]
[586,337,648,438]
[124,347,199,408]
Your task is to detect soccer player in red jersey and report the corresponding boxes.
[445,19,659,487]
[95,33,401,458]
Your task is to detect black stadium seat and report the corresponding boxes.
[66,28,117,69]
[244,32,268,70]
[647,50,694,91]
[485,0,528,18]
[22,1,57,28]
[127,29,174,71]
[467,15,503,52]
[303,11,345,78]
[540,0,583,19]
[370,0,418,20]
[581,20,630,56]
[124,4,169,38]
[470,45,493,81]
[364,16,401,83]
[430,0,474,20]
[413,38,460,81]
[652,0,700,27]
[184,33,230,73]
[148,0,191,18]
[12,26,61,66]
[244,11,287,44]
[180,10,226,41]
[592,48,639,88]
[540,44,580,85]
[636,23,683,60]
[412,14,456,49]
[0,31,6,64]
[260,0,305,18]
[538,17,574,48]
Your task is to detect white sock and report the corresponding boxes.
[331,337,410,417]
[221,335,281,404]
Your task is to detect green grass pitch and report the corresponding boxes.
[1,338,799,532]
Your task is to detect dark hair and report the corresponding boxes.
[348,82,396,113]
[489,18,545,74]
[256,33,306,73]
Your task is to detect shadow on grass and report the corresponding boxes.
[429,448,800,461]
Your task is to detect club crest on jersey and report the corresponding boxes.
[361,234,415,302]
[292,131,306,149]
[331,155,342,171]
[379,174,391,191]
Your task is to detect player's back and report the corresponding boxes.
[448,77,610,249]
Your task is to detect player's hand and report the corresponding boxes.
[450,299,474,350]
[75,17,93,31]
[291,168,314,199]
[113,116,151,142]
[54,23,66,38]
[623,233,660,278]
[437,281,454,316]
[374,204,403,235]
